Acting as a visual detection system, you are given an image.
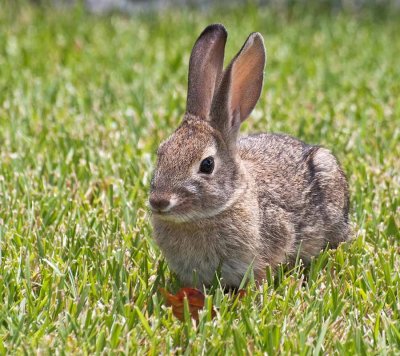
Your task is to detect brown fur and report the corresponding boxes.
[149,25,349,288]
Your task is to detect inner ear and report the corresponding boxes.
[210,32,266,138]
[229,34,265,121]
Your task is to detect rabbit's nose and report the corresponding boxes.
[149,194,171,212]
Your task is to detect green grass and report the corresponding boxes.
[0,2,399,354]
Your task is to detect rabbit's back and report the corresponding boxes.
[239,133,350,263]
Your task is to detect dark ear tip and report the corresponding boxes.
[200,24,228,40]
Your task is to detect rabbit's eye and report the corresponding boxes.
[199,156,214,174]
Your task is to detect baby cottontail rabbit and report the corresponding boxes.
[149,24,349,288]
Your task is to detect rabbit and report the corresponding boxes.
[149,24,350,289]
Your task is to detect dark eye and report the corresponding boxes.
[199,156,214,174]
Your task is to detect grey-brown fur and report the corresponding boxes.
[149,24,349,288]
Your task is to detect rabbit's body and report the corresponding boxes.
[149,25,349,288]
[153,126,349,287]
[239,133,349,260]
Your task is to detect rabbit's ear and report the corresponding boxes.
[186,24,227,120]
[210,32,265,139]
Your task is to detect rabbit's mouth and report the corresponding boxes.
[150,182,249,223]
[150,201,227,223]
[148,193,179,214]
[151,208,173,216]
[152,210,199,223]
[149,198,202,222]
[150,204,192,221]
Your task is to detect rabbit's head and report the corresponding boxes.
[149,24,266,222]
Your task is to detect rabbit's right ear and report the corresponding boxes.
[210,32,265,144]
[186,24,227,120]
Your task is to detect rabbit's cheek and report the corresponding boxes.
[180,196,202,211]
[182,181,201,196]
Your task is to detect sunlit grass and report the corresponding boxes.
[0,3,399,354]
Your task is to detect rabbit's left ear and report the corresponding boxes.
[210,32,265,139]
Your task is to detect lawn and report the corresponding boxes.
[0,2,399,354]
